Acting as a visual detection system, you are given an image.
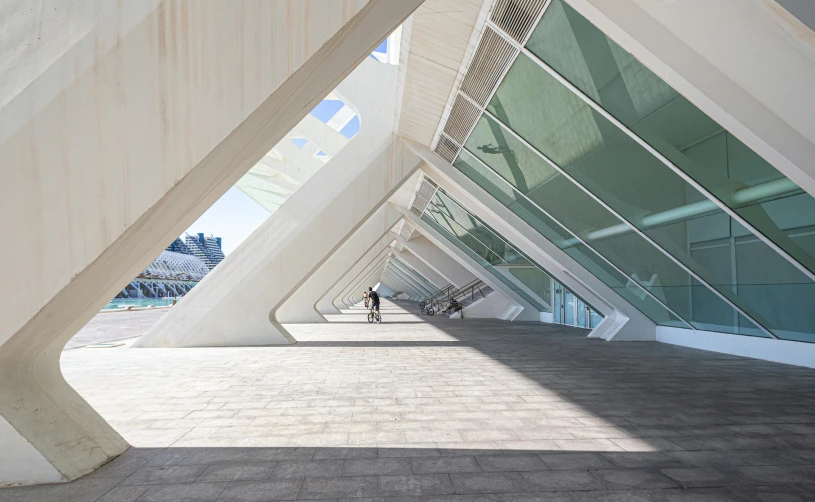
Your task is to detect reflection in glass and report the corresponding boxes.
[527,0,815,275]
[454,149,689,329]
[421,188,604,328]
[477,48,815,341]
[463,119,763,336]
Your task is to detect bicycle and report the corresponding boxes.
[367,306,381,324]
[421,301,435,316]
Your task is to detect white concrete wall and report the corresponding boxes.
[657,326,815,369]
[460,293,519,321]
[0,0,424,485]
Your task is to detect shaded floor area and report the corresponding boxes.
[3,300,815,501]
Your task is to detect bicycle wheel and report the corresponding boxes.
[419,301,426,310]
[427,308,434,316]
[367,312,374,323]
[377,313,381,324]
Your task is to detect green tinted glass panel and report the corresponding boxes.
[455,149,687,328]
[528,0,815,276]
[486,53,815,341]
[463,117,765,336]
[429,191,530,266]
[509,267,552,306]
[420,189,611,316]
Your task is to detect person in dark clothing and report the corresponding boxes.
[368,287,380,319]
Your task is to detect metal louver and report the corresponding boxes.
[409,176,439,217]
[490,0,547,44]
[460,27,518,107]
[434,135,460,164]
[400,221,414,241]
[443,94,482,145]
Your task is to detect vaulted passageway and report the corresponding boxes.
[2,300,813,500]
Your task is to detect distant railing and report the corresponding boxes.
[420,279,493,316]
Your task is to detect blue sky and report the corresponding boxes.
[185,96,363,254]
[185,187,269,255]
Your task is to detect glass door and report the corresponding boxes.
[577,298,587,327]
[564,290,576,325]
[553,282,563,323]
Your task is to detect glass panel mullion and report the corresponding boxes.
[454,147,691,329]
[526,0,815,279]
[480,53,815,340]
[463,115,767,337]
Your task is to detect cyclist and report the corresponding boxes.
[368,287,380,323]
[363,290,369,308]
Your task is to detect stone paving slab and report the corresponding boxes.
[2,300,815,501]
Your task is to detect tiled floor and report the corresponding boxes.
[3,300,815,501]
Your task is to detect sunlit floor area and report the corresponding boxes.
[3,300,815,501]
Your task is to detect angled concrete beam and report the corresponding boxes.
[335,246,393,311]
[0,0,422,486]
[384,271,421,300]
[393,248,448,289]
[390,254,437,292]
[334,242,393,308]
[137,56,424,348]
[277,203,402,323]
[388,259,434,296]
[384,264,426,299]
[317,238,393,314]
[397,234,477,288]
[568,0,815,198]
[343,254,391,307]
[343,253,392,308]
[410,141,656,341]
[402,209,541,322]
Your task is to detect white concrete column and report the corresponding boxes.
[136,57,424,348]
[399,235,477,288]
[401,210,541,322]
[393,249,448,289]
[411,142,657,341]
[276,203,402,323]
[0,0,421,486]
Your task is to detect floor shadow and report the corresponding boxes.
[3,445,815,501]
[42,298,815,501]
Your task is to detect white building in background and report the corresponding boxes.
[2,0,815,487]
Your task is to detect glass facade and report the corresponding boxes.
[421,188,603,329]
[528,0,815,277]
[444,0,815,342]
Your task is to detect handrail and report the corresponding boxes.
[420,278,494,314]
